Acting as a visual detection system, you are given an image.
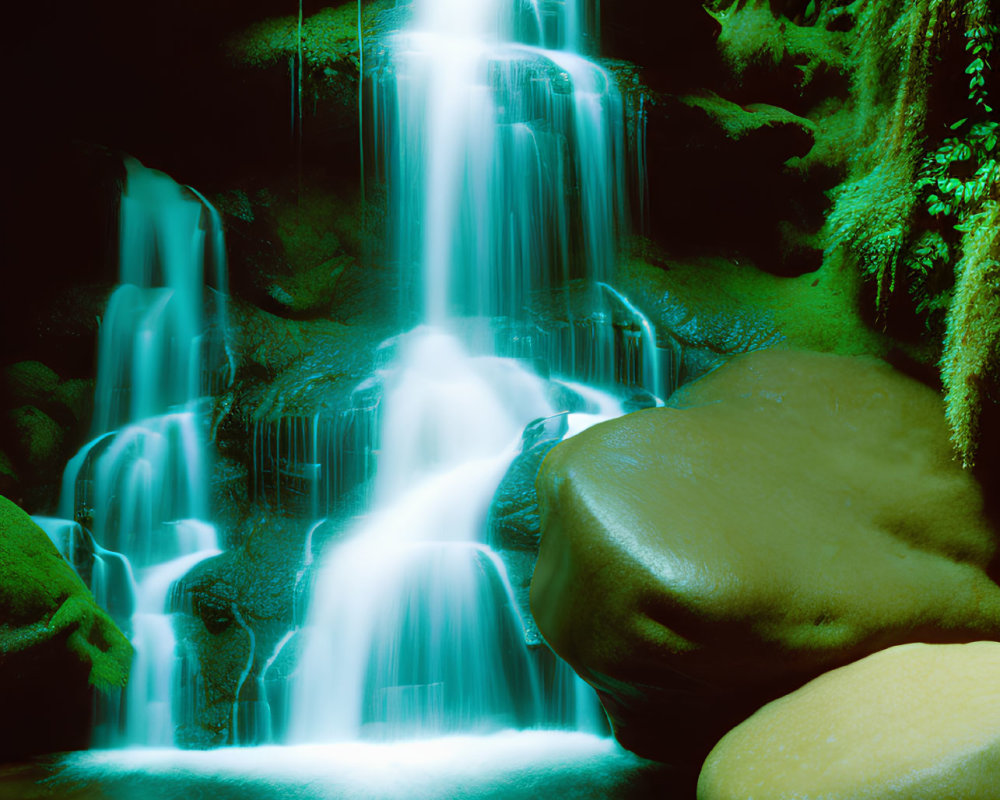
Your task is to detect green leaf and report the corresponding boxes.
[950,118,968,130]
[967,57,985,73]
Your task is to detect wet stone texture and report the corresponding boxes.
[532,348,1000,768]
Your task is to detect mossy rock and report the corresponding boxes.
[678,91,815,155]
[53,378,94,426]
[2,361,60,407]
[0,496,131,689]
[0,496,131,756]
[6,405,64,473]
[225,0,396,111]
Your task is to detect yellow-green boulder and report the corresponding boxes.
[698,641,1000,799]
[531,349,1000,765]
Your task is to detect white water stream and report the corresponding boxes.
[41,0,659,769]
[289,0,633,743]
[50,159,225,746]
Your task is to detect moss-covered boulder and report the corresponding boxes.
[531,349,1000,767]
[6,405,64,474]
[2,361,60,408]
[698,641,1000,800]
[0,496,131,757]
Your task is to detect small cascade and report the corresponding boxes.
[127,549,220,746]
[290,0,644,744]
[598,282,667,403]
[251,396,380,520]
[371,0,626,323]
[31,516,136,631]
[58,158,226,746]
[291,329,556,740]
[37,0,655,760]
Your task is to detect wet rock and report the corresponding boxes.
[602,0,724,91]
[489,414,569,554]
[0,496,131,758]
[173,513,338,746]
[214,186,364,319]
[699,642,1000,800]
[489,415,570,646]
[531,349,1000,767]
[224,0,398,158]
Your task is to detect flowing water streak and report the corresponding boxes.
[598,282,664,402]
[290,0,630,743]
[127,548,220,747]
[232,604,257,745]
[291,331,556,740]
[376,0,625,323]
[58,159,225,746]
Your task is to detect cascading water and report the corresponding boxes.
[290,0,647,742]
[33,0,659,765]
[47,158,226,746]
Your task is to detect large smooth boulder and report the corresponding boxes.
[0,496,131,757]
[531,349,1000,766]
[698,641,1000,799]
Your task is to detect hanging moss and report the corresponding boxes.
[940,200,1000,466]
[815,0,999,463]
[709,0,850,90]
[225,0,395,108]
[825,0,947,312]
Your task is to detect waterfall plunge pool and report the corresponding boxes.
[1,731,689,799]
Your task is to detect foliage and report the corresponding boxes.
[821,0,998,464]
[906,116,998,329]
[939,201,1000,466]
[903,15,998,464]
[225,0,395,108]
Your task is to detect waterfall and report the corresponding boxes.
[57,158,225,746]
[371,0,625,323]
[41,0,654,754]
[289,0,639,742]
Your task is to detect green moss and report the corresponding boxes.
[0,496,131,690]
[818,0,999,462]
[678,91,816,142]
[0,450,16,483]
[940,200,1000,466]
[7,405,63,471]
[709,0,849,88]
[226,0,395,94]
[53,378,94,425]
[620,250,888,359]
[267,189,358,316]
[2,361,60,407]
